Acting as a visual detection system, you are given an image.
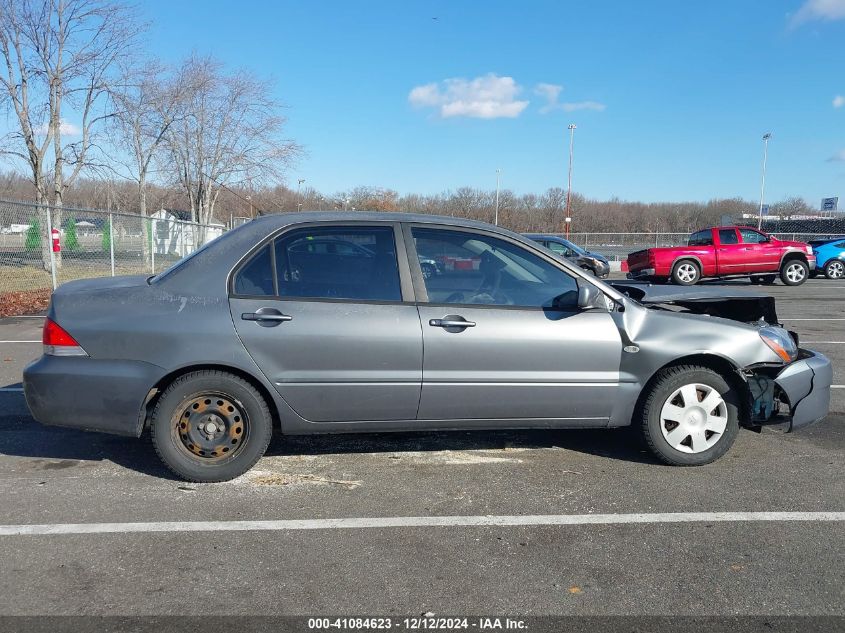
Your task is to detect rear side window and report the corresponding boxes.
[688,230,712,246]
[274,226,401,301]
[718,229,739,245]
[233,244,275,296]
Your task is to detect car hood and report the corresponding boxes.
[608,281,779,325]
[586,251,608,263]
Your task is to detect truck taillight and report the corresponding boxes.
[42,318,88,357]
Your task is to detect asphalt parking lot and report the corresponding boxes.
[0,276,843,619]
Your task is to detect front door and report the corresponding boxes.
[229,224,422,423]
[408,226,622,424]
[738,228,781,272]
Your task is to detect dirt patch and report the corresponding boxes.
[242,470,362,490]
[391,450,523,465]
[0,288,50,317]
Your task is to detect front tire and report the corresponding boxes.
[672,260,700,286]
[150,370,273,482]
[780,259,809,286]
[825,260,845,280]
[638,365,740,466]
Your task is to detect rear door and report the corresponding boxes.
[738,228,781,272]
[407,225,622,424]
[714,228,746,274]
[229,223,422,423]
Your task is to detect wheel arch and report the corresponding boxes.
[671,255,703,271]
[633,353,752,427]
[139,363,282,433]
[779,249,809,267]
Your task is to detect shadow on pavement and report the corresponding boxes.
[0,411,659,481]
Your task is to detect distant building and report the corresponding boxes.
[150,209,225,256]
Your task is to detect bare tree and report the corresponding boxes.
[0,0,139,269]
[166,55,301,242]
[109,60,186,264]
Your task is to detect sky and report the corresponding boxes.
[10,0,845,205]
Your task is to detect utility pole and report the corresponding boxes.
[565,124,576,239]
[297,179,305,211]
[494,168,501,226]
[757,133,772,230]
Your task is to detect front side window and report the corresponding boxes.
[739,229,767,244]
[275,226,401,301]
[547,241,574,257]
[719,229,739,245]
[412,228,579,309]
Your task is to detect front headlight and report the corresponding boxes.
[759,326,798,363]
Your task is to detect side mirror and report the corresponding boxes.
[577,284,604,310]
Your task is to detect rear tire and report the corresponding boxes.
[638,365,740,466]
[780,259,809,286]
[150,370,273,482]
[672,260,700,286]
[825,260,845,280]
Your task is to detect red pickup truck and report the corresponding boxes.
[627,226,815,286]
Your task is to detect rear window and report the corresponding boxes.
[688,230,712,246]
[718,229,739,245]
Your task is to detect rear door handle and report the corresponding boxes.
[429,317,476,329]
[241,309,293,326]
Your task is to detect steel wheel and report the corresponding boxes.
[171,393,248,461]
[784,262,807,284]
[825,260,845,280]
[659,383,728,454]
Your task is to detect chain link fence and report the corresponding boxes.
[0,199,227,296]
[3,197,845,298]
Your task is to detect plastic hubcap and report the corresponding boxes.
[828,262,844,279]
[660,383,727,454]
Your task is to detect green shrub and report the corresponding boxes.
[101,219,111,252]
[25,218,41,251]
[63,216,80,252]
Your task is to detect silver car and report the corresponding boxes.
[23,213,832,481]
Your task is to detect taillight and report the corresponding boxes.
[42,318,87,357]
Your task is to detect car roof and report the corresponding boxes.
[250,211,496,231]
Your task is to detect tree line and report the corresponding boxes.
[0,171,820,236]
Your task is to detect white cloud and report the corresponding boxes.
[834,95,845,107]
[36,119,81,136]
[560,100,606,112]
[533,83,606,114]
[792,0,845,26]
[827,149,845,161]
[408,74,529,119]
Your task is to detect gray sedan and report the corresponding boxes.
[23,213,832,481]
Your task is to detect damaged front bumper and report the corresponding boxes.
[747,349,832,432]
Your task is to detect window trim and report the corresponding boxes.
[402,222,586,312]
[228,221,414,304]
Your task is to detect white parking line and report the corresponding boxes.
[781,318,845,321]
[0,340,40,344]
[0,387,24,392]
[1,512,843,536]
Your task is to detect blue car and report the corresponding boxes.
[810,237,845,279]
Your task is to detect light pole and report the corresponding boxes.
[565,124,576,239]
[494,168,501,226]
[757,133,772,230]
[297,179,305,211]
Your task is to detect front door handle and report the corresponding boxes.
[429,317,476,329]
